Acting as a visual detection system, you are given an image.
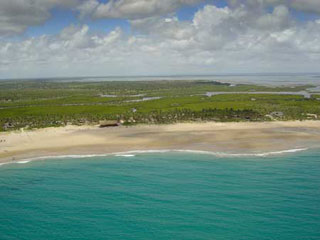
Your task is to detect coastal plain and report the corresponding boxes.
[1,79,320,163]
[1,80,320,131]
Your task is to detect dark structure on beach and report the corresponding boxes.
[99,120,120,128]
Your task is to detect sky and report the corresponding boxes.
[1,0,320,79]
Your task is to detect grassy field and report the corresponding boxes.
[0,80,319,131]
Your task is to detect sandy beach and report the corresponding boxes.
[0,121,320,164]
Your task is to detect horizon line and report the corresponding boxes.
[1,72,320,81]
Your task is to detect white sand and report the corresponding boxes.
[1,121,320,163]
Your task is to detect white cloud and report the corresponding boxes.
[91,0,203,19]
[0,0,82,36]
[0,0,204,36]
[278,0,320,14]
[2,0,320,37]
[256,5,290,30]
[77,0,100,19]
[1,2,320,78]
[291,0,320,14]
[247,0,320,14]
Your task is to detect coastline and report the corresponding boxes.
[1,121,320,165]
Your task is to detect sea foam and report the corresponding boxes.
[115,154,136,157]
[114,148,308,158]
[17,160,31,164]
[0,148,309,167]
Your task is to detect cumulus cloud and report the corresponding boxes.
[0,0,81,36]
[290,0,320,14]
[1,2,320,78]
[0,0,205,36]
[81,0,320,20]
[234,0,320,14]
[2,0,320,37]
[88,0,203,19]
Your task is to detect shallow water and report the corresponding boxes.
[1,151,320,240]
[205,91,312,98]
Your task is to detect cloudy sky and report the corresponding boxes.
[1,0,320,79]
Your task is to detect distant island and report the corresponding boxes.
[0,79,319,131]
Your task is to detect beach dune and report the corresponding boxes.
[1,121,320,164]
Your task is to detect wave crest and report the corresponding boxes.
[0,148,309,167]
[115,154,135,157]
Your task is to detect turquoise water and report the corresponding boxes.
[1,151,320,240]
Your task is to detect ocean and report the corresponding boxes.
[5,73,320,87]
[80,74,320,86]
[1,150,320,240]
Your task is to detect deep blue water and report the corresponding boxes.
[1,151,320,240]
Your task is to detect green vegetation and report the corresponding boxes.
[312,95,320,99]
[0,79,319,131]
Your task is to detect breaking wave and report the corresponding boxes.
[0,148,309,167]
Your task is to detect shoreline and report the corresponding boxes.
[1,121,320,165]
[0,147,312,167]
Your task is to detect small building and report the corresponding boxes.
[99,120,120,128]
[270,111,284,118]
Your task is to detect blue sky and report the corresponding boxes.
[0,0,320,78]
[24,0,220,38]
[21,0,317,38]
[25,9,131,37]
